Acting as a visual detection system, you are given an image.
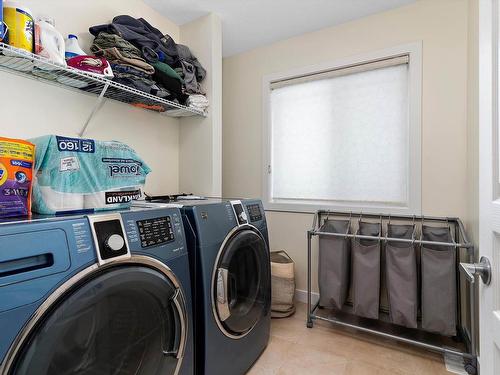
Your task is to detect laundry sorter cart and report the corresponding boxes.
[306,210,478,374]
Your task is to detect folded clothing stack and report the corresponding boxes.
[173,44,206,95]
[151,61,187,104]
[186,94,209,113]
[90,32,174,102]
[89,15,209,108]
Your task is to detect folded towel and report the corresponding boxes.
[186,95,209,111]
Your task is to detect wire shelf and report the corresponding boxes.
[0,42,206,118]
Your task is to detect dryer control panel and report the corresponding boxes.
[246,204,263,222]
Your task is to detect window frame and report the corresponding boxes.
[262,42,422,214]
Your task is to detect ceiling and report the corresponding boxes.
[145,0,417,57]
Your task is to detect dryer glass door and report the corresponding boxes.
[214,228,270,338]
[8,266,186,375]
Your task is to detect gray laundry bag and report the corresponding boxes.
[386,224,418,328]
[352,222,381,319]
[318,220,351,310]
[421,225,457,336]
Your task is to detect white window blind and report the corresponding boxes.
[269,57,410,207]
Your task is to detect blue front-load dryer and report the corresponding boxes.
[0,207,194,375]
[180,199,271,375]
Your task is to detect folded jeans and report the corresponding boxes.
[113,76,173,101]
[111,63,152,78]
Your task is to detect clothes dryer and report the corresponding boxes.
[135,198,271,375]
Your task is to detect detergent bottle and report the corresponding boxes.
[65,34,86,59]
[2,1,34,52]
[0,0,5,43]
[34,17,65,66]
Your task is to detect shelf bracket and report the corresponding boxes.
[79,83,110,138]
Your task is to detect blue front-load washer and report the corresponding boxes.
[138,199,271,375]
[0,207,194,375]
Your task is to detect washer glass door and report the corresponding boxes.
[214,227,270,338]
[9,266,186,375]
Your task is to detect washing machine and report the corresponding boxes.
[0,206,194,375]
[136,198,271,375]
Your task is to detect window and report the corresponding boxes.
[263,44,422,213]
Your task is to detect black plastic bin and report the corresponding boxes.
[318,219,351,310]
[385,224,418,328]
[352,222,381,319]
[421,225,457,336]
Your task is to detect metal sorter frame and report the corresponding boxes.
[306,210,477,374]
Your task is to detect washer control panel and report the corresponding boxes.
[137,216,174,248]
[88,213,130,264]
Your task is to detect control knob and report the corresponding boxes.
[105,234,125,251]
[239,211,248,223]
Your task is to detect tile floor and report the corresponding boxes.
[249,303,450,375]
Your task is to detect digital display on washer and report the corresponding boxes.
[247,204,263,222]
[137,216,174,248]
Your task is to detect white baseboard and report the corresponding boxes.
[295,289,319,305]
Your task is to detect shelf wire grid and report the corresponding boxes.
[0,43,206,117]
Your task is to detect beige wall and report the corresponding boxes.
[466,0,480,352]
[466,0,479,250]
[0,0,181,194]
[180,14,223,197]
[222,0,469,293]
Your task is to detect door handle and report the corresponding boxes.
[216,268,231,321]
[460,256,491,285]
[163,289,187,360]
[172,289,187,360]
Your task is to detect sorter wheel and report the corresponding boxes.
[464,362,476,375]
[307,321,313,328]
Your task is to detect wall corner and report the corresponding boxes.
[178,13,223,197]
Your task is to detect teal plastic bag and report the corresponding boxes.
[30,135,151,214]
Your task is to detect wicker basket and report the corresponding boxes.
[270,250,296,318]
